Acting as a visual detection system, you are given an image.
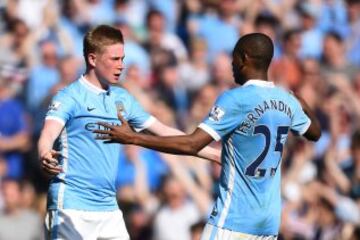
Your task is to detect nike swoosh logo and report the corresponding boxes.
[87,107,96,112]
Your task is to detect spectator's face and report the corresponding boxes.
[59,57,78,84]
[90,43,125,85]
[256,24,276,41]
[161,66,178,88]
[21,182,36,209]
[41,41,58,67]
[148,14,164,44]
[14,21,29,40]
[285,34,301,56]
[301,15,316,30]
[347,2,360,22]
[164,178,185,208]
[1,180,21,213]
[323,36,343,58]
[213,53,233,85]
[219,0,236,17]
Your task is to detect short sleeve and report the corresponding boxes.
[290,95,311,135]
[45,90,77,126]
[127,94,155,132]
[198,92,240,141]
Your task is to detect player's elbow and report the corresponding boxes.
[304,127,321,142]
[312,129,321,141]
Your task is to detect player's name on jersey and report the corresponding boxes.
[238,99,292,133]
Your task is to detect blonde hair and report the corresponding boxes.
[83,25,124,65]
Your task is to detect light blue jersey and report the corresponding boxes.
[198,80,311,236]
[46,76,154,211]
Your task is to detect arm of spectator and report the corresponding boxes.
[43,2,74,55]
[38,119,64,176]
[243,0,262,23]
[183,156,213,193]
[262,0,304,28]
[126,147,150,203]
[0,131,30,152]
[161,153,213,215]
[324,146,351,194]
[330,75,360,120]
[146,119,221,165]
[284,141,314,182]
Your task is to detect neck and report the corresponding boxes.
[83,70,109,90]
[245,71,268,81]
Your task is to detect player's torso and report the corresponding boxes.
[49,80,131,211]
[210,84,294,234]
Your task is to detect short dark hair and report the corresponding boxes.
[234,33,274,70]
[254,14,279,29]
[146,9,164,26]
[282,29,301,43]
[325,31,343,43]
[83,25,124,65]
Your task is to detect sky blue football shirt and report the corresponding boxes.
[45,76,155,211]
[199,80,311,235]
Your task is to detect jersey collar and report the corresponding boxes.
[80,75,109,95]
[243,79,275,87]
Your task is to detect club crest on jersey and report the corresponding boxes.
[115,101,126,114]
[209,106,225,122]
[48,101,61,112]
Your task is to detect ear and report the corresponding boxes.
[87,53,97,67]
[235,52,245,69]
[242,52,250,64]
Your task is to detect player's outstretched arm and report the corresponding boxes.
[296,95,321,141]
[142,119,221,164]
[38,120,64,176]
[95,113,215,162]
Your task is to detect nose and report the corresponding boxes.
[118,59,124,70]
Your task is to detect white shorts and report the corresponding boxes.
[201,224,278,240]
[44,209,130,240]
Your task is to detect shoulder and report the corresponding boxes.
[216,87,246,104]
[50,82,82,108]
[54,81,81,98]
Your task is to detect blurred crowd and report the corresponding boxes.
[0,0,360,239]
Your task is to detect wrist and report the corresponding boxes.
[39,149,50,158]
[129,133,139,145]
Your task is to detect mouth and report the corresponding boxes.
[114,73,121,79]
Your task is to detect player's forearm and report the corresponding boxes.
[297,96,321,141]
[38,135,54,157]
[303,108,321,141]
[150,123,220,163]
[38,130,58,157]
[131,134,201,156]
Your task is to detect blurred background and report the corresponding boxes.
[0,0,360,239]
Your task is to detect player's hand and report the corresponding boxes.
[94,113,136,144]
[40,150,63,177]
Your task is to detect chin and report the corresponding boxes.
[108,78,119,85]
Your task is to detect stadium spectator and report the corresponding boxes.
[0,178,42,240]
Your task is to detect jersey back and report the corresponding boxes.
[46,77,154,211]
[199,80,310,235]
